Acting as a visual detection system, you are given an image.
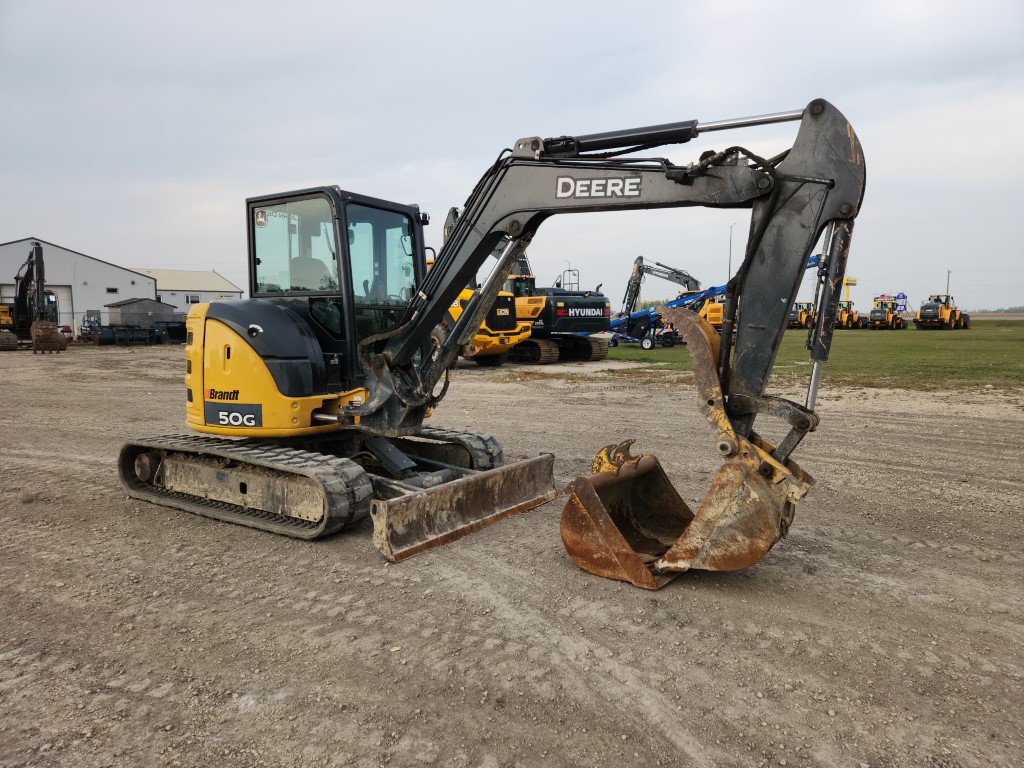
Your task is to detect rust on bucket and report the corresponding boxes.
[560,308,814,589]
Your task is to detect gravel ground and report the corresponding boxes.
[1,345,1022,768]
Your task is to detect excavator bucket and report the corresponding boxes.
[372,453,557,562]
[30,320,64,353]
[560,307,814,589]
[561,443,691,590]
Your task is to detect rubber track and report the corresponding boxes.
[507,338,560,364]
[553,335,609,362]
[586,338,609,361]
[119,435,373,539]
[412,426,504,470]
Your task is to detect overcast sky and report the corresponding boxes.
[2,0,1022,311]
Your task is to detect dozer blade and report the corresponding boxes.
[372,453,557,562]
[560,307,814,589]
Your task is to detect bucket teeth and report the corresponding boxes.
[591,439,642,474]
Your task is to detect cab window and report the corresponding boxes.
[346,203,416,306]
[253,197,339,293]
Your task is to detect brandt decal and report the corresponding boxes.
[206,388,240,401]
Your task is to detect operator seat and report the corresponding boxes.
[290,256,333,291]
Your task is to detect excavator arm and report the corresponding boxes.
[619,258,646,318]
[355,100,864,450]
[365,99,865,587]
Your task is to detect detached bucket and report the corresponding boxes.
[562,307,815,589]
[561,443,693,589]
[561,440,810,589]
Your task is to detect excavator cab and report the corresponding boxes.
[122,187,557,557]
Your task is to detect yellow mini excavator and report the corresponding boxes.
[447,286,533,365]
[120,99,865,586]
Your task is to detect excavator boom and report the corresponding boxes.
[360,100,864,442]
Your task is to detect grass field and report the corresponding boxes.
[606,320,1024,389]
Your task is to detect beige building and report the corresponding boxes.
[131,269,243,317]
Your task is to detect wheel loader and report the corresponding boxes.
[787,301,817,329]
[868,295,906,329]
[120,99,865,588]
[914,294,969,329]
[835,300,867,329]
[0,305,17,350]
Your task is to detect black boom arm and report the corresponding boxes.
[358,100,865,440]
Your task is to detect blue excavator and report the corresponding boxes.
[610,256,707,348]
[608,252,821,349]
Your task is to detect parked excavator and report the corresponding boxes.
[502,254,610,363]
[0,241,66,352]
[445,287,532,365]
[613,256,701,346]
[119,99,865,588]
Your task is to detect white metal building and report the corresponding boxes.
[0,238,156,333]
[131,268,243,316]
